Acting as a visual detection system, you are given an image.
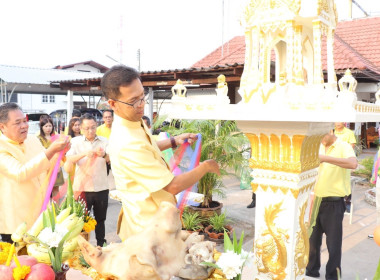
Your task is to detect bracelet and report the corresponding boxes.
[170,136,177,149]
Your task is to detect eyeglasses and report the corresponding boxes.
[82,126,97,131]
[112,95,147,109]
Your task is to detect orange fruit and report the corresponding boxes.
[373,225,380,246]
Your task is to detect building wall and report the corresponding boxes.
[18,94,67,113]
[63,64,102,73]
[17,93,102,114]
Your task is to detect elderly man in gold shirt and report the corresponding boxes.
[0,103,69,243]
[102,66,220,240]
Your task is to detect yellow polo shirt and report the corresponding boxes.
[314,138,356,197]
[334,127,356,145]
[96,124,111,139]
[108,115,175,239]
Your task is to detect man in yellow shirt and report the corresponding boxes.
[101,65,220,239]
[306,132,357,280]
[334,122,356,213]
[334,122,356,148]
[96,110,113,139]
[0,103,69,243]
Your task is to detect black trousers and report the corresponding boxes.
[307,198,346,280]
[82,190,109,247]
[0,234,12,243]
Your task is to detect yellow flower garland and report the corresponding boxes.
[13,266,31,280]
[0,242,11,265]
[83,217,97,233]
[13,253,31,280]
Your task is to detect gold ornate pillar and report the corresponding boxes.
[312,20,324,84]
[238,121,331,280]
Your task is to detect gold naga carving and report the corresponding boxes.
[294,201,309,276]
[255,201,289,280]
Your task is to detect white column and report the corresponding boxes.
[149,87,154,132]
[327,28,337,87]
[66,90,74,127]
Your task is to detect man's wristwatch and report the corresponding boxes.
[170,136,177,149]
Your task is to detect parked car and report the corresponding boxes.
[26,113,49,135]
[49,108,103,133]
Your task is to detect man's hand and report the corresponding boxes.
[95,147,105,157]
[86,150,96,158]
[45,136,70,160]
[202,159,221,175]
[175,133,198,145]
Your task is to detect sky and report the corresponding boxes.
[0,0,379,72]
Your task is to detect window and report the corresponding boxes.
[42,94,55,103]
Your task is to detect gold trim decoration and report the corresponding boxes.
[294,201,309,276]
[245,133,323,174]
[252,182,316,199]
[255,201,289,280]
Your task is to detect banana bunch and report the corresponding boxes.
[12,222,28,243]
[27,242,75,263]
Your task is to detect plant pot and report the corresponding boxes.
[187,201,223,219]
[54,264,69,280]
[204,225,233,243]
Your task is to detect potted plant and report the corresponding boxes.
[204,211,233,242]
[161,119,249,215]
[182,209,205,233]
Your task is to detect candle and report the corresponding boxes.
[5,243,15,266]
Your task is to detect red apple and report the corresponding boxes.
[10,255,38,269]
[25,263,55,280]
[0,265,13,280]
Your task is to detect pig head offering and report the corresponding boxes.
[78,201,187,280]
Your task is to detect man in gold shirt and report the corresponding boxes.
[306,132,357,280]
[102,65,220,239]
[0,103,69,243]
[96,110,113,139]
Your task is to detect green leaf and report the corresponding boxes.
[43,211,51,228]
[49,206,55,232]
[67,175,74,213]
[373,257,380,280]
[201,262,220,269]
[237,231,244,254]
[224,230,233,252]
[48,247,60,272]
[233,231,238,252]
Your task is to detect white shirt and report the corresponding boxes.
[67,135,109,192]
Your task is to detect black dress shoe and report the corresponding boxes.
[247,200,256,208]
[306,270,320,278]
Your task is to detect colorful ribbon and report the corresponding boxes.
[40,135,68,213]
[175,133,202,213]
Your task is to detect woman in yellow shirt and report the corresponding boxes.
[37,115,64,197]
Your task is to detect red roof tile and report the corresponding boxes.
[192,17,380,75]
